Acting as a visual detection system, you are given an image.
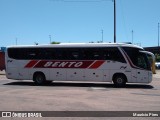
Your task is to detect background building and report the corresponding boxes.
[144,46,160,55]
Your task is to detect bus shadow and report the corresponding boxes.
[3,81,154,89]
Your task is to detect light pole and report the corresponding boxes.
[113,0,116,43]
[49,35,51,44]
[16,37,17,45]
[132,30,134,44]
[101,29,103,43]
[158,23,159,47]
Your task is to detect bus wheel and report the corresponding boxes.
[33,72,46,85]
[113,74,126,88]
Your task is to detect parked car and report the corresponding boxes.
[155,62,160,69]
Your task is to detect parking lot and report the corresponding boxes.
[0,70,160,120]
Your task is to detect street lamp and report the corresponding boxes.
[113,0,116,43]
[158,23,159,47]
[16,37,17,45]
[101,29,104,43]
[49,35,51,44]
[132,30,134,44]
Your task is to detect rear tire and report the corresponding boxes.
[113,75,126,88]
[33,73,47,85]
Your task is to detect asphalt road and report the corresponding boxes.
[0,70,160,120]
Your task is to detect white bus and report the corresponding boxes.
[5,43,154,87]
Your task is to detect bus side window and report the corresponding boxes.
[42,49,55,60]
[8,48,20,59]
[83,48,102,60]
[92,50,101,60]
[103,48,116,60]
[27,49,37,59]
[71,51,80,60]
[103,49,111,60]
[55,48,68,60]
[103,47,126,63]
[67,48,81,60]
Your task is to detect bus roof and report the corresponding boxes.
[7,43,143,49]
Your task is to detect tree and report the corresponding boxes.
[155,54,160,62]
[51,41,60,44]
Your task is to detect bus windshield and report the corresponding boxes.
[122,47,151,70]
[138,52,151,70]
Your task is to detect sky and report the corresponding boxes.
[0,0,160,47]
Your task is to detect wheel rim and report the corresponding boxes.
[36,75,43,83]
[117,78,123,84]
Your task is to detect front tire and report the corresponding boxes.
[113,75,126,88]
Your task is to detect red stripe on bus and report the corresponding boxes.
[89,60,105,69]
[25,60,105,69]
[25,60,38,68]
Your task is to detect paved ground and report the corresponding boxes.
[0,70,160,120]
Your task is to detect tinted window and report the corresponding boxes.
[122,47,141,66]
[8,47,125,62]
[67,49,81,60]
[42,48,56,59]
[82,48,103,60]
[8,48,44,60]
[8,48,69,60]
[103,47,126,63]
[122,47,150,70]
